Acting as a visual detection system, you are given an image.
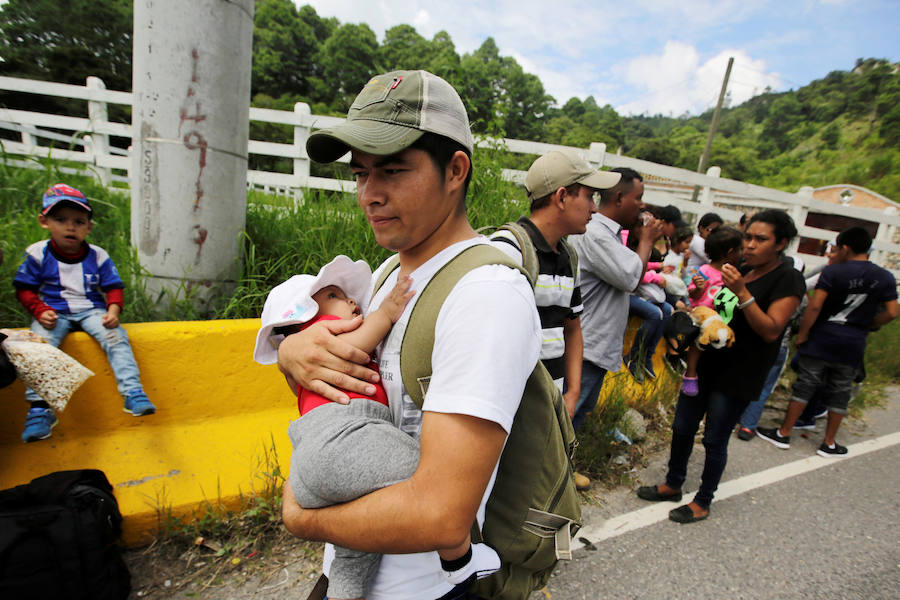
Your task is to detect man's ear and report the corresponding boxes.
[552,187,567,210]
[445,150,471,193]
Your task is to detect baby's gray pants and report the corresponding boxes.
[287,398,419,599]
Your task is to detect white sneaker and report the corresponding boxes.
[444,543,501,585]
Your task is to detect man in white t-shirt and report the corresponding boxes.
[276,70,541,600]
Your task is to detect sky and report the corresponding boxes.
[303,0,900,117]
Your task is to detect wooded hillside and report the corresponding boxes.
[2,0,897,199]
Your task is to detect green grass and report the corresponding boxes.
[1,146,526,326]
[850,318,900,414]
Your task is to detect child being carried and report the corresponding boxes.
[253,256,500,600]
[681,226,743,396]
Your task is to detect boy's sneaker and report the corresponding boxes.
[443,543,501,585]
[757,427,790,449]
[817,442,849,458]
[665,354,686,374]
[123,390,156,416]
[681,376,699,396]
[643,362,658,381]
[736,426,755,441]
[22,407,58,443]
[793,418,816,430]
[814,408,828,420]
[626,359,645,384]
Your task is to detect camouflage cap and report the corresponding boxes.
[306,70,474,163]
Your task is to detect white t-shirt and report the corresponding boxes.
[687,234,708,268]
[323,237,541,600]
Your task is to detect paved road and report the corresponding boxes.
[149,389,900,599]
[534,390,900,599]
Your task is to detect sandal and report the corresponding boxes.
[668,504,708,524]
[636,485,682,502]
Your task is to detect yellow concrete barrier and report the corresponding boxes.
[0,316,678,547]
[0,319,296,546]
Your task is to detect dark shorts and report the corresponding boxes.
[791,354,857,415]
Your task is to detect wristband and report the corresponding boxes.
[738,296,756,310]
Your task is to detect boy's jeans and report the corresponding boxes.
[26,308,142,403]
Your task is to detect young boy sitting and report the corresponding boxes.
[253,256,500,600]
[13,184,155,443]
[757,227,898,456]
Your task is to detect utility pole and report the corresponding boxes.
[131,0,254,313]
[691,56,734,203]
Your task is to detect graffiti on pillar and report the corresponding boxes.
[178,48,208,213]
[191,225,208,264]
[139,122,160,256]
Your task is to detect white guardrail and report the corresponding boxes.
[2,75,899,275]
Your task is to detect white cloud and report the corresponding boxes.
[412,9,431,29]
[614,42,782,116]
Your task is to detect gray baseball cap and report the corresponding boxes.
[525,149,621,201]
[307,70,474,163]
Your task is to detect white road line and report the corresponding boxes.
[572,431,900,550]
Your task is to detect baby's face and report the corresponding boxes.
[312,285,361,320]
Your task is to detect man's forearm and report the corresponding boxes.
[282,411,507,553]
[562,318,583,399]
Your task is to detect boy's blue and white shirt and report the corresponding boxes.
[14,240,124,313]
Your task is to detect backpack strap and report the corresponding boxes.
[372,254,401,298]
[400,244,528,408]
[496,221,539,288]
[559,236,579,283]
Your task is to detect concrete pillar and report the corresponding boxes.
[293,102,311,208]
[790,186,814,255]
[131,0,254,312]
[86,76,112,186]
[874,206,897,265]
[588,142,607,168]
[700,166,720,208]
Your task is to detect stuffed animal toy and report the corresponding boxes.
[690,305,735,350]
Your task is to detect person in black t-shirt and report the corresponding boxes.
[636,210,805,523]
[757,227,898,457]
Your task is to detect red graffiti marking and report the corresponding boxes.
[178,48,207,211]
[191,48,199,82]
[184,132,207,210]
[191,225,208,262]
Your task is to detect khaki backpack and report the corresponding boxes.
[374,243,582,599]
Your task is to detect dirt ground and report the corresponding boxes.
[123,529,324,599]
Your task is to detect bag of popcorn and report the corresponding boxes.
[0,331,94,412]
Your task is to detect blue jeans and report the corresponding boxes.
[739,344,788,430]
[625,296,672,369]
[26,308,143,403]
[665,388,748,508]
[572,360,607,431]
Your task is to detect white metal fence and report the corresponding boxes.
[2,74,899,274]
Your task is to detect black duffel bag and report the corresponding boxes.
[0,469,131,600]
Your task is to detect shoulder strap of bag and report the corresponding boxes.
[559,236,578,282]
[401,244,527,408]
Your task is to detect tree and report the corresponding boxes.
[762,94,804,152]
[379,24,433,71]
[821,121,840,149]
[0,0,132,91]
[630,138,679,166]
[319,23,380,110]
[252,0,319,98]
